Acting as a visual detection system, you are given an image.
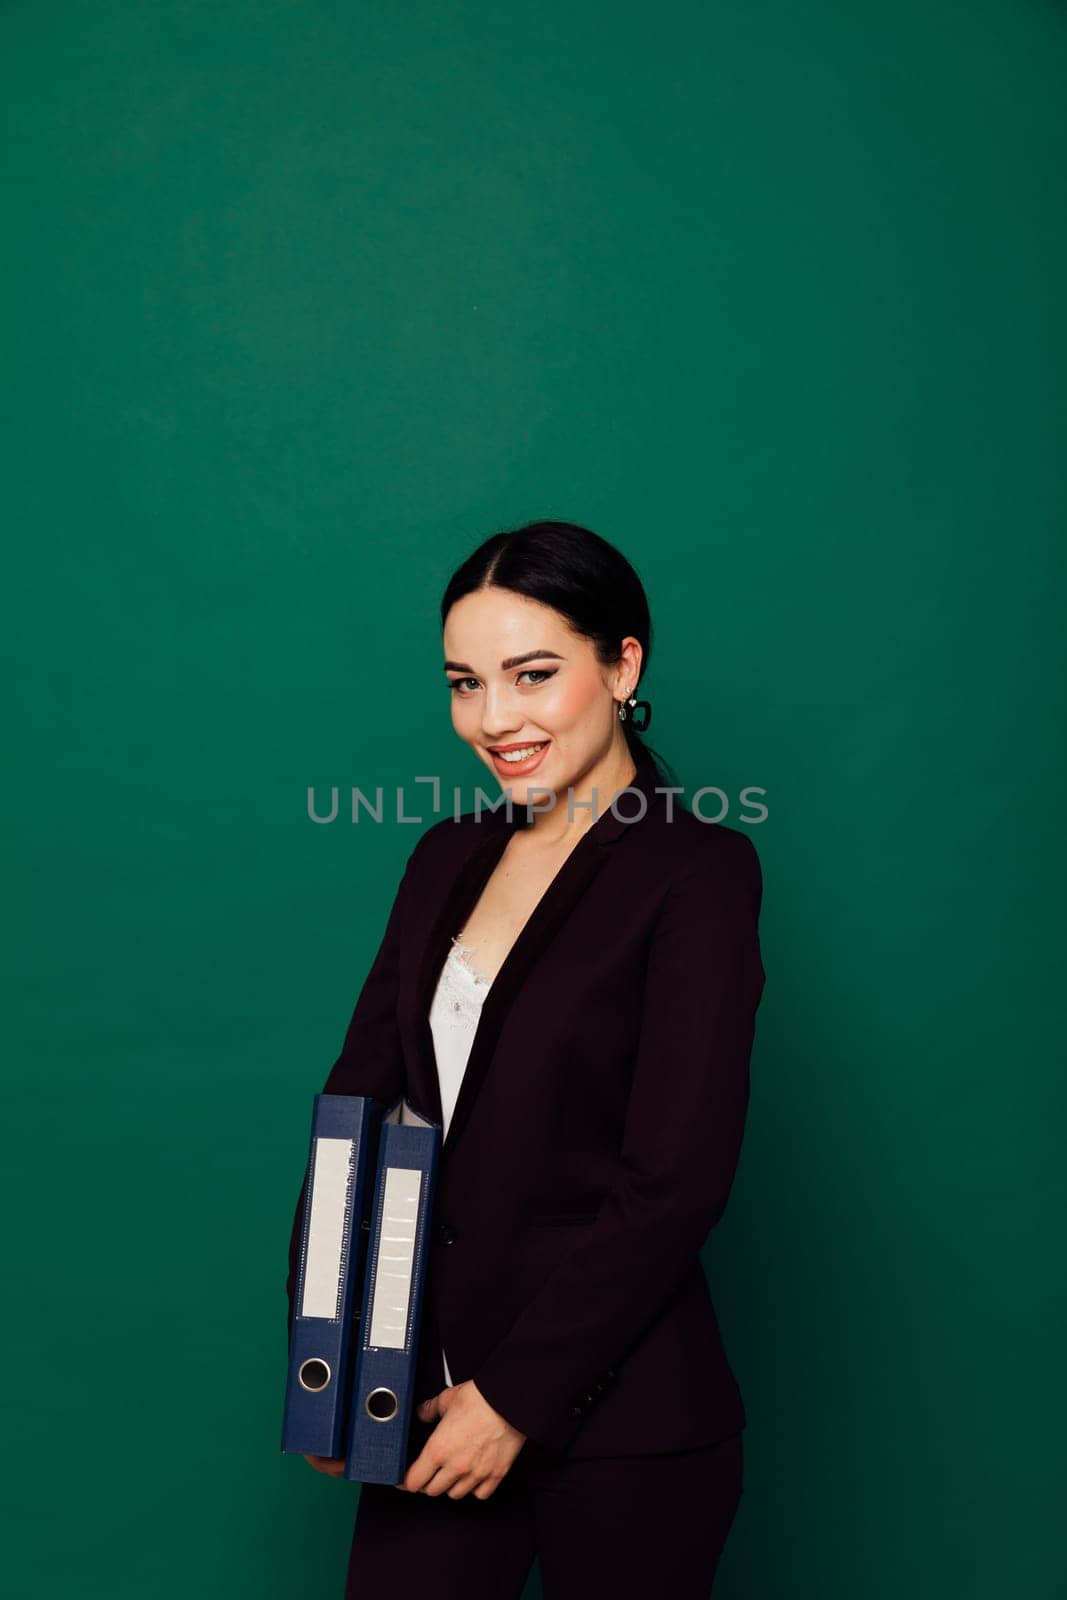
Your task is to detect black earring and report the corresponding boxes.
[618,693,652,732]
[629,698,652,731]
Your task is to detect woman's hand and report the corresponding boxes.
[303,1454,345,1477]
[400,1379,526,1499]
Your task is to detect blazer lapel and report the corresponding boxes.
[408,754,665,1162]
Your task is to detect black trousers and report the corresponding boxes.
[344,1430,744,1599]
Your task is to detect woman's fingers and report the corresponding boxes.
[446,1473,483,1499]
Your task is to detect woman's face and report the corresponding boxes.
[443,586,639,800]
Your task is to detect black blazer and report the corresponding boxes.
[286,750,766,1459]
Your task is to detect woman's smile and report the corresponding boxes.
[487,739,551,776]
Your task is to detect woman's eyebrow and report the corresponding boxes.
[443,650,565,673]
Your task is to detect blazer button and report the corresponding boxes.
[570,1404,584,1417]
[437,1222,457,1245]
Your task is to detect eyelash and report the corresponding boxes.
[448,669,558,695]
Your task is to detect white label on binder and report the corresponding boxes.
[301,1136,354,1320]
[366,1166,422,1349]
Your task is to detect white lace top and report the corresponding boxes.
[428,936,492,1387]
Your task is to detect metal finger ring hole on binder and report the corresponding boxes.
[298,1358,332,1392]
[365,1386,399,1422]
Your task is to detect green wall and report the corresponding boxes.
[4,2,1063,1595]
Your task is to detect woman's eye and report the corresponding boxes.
[448,669,557,694]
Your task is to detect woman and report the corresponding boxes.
[286,519,766,1598]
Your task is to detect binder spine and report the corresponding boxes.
[281,1095,383,1458]
[344,1111,441,1485]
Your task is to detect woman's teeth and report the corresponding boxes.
[495,743,548,763]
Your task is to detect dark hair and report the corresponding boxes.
[440,519,677,791]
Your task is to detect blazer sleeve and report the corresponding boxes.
[469,829,766,1453]
[285,837,423,1343]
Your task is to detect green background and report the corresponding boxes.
[4,2,1064,1595]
